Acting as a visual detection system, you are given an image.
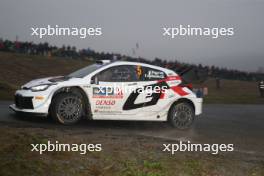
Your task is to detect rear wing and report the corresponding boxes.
[177,67,208,83]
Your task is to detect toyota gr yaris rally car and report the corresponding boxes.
[10,60,203,129]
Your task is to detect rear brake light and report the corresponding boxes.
[186,83,193,90]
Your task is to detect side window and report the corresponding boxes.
[141,67,166,81]
[97,65,139,82]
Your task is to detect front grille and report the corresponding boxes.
[15,95,34,109]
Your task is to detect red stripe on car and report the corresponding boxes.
[171,86,189,96]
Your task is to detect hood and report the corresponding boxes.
[22,76,70,89]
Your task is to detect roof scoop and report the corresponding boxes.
[96,60,111,64]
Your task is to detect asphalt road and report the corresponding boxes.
[0,101,264,155]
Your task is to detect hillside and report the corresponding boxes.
[0,51,263,104]
[0,52,91,86]
[0,52,91,100]
[194,79,264,104]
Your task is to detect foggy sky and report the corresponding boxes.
[0,0,264,71]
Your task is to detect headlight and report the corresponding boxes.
[30,84,51,92]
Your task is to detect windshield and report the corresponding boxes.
[68,64,103,78]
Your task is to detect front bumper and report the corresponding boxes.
[10,89,53,114]
[9,104,48,116]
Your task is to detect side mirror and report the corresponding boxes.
[91,76,99,85]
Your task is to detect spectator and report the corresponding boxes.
[259,80,264,97]
[216,77,221,89]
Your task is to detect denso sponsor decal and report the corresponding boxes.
[95,100,116,110]
[92,87,123,99]
[96,100,115,106]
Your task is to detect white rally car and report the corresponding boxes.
[10,60,202,129]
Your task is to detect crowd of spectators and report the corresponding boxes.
[0,39,263,81]
[0,39,79,58]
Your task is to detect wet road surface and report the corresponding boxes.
[1,101,263,154]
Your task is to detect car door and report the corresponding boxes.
[88,65,141,117]
[122,65,167,115]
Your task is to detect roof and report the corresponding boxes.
[109,61,175,74]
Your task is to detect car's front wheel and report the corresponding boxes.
[51,93,83,125]
[168,102,195,129]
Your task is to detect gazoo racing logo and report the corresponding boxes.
[123,82,168,110]
[92,87,123,99]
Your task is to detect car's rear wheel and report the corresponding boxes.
[51,93,83,125]
[168,102,194,129]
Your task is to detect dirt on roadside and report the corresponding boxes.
[0,124,263,176]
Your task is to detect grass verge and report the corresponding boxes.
[0,125,263,176]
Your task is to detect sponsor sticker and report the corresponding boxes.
[95,100,115,106]
[95,99,116,111]
[92,87,123,99]
[94,110,122,114]
[166,80,181,86]
[145,70,165,79]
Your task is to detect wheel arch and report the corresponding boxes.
[167,98,195,120]
[49,86,92,119]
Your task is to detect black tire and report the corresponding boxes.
[50,93,83,125]
[168,102,195,129]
